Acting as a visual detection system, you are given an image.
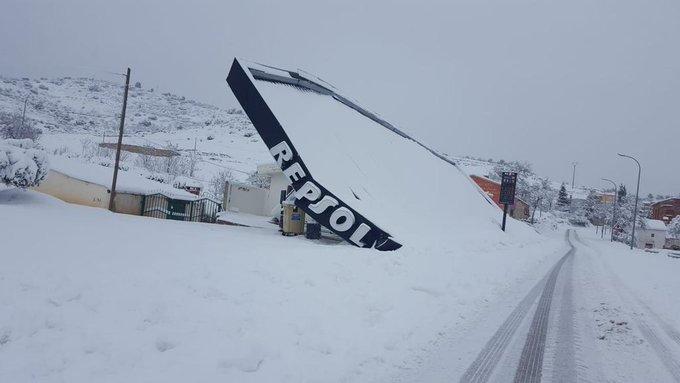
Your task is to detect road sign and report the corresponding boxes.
[500,172,517,205]
[500,172,517,231]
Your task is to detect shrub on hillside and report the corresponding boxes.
[0,112,42,141]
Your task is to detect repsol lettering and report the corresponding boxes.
[226,58,401,250]
[271,140,393,248]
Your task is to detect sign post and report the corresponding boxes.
[500,172,517,231]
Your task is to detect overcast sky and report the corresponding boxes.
[1,0,678,195]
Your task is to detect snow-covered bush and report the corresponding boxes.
[1,138,37,149]
[246,171,271,189]
[0,141,49,188]
[668,216,680,239]
[172,175,201,190]
[208,170,232,201]
[0,112,42,140]
[146,173,172,184]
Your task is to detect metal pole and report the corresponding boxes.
[501,203,509,231]
[571,162,578,190]
[617,153,641,249]
[602,178,617,242]
[109,67,131,212]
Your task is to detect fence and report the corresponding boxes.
[141,193,221,223]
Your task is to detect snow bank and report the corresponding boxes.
[0,189,565,382]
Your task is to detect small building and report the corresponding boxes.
[651,198,680,224]
[470,175,530,220]
[635,218,667,249]
[223,163,290,217]
[598,193,616,204]
[34,157,219,222]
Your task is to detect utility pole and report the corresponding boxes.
[20,95,29,129]
[190,137,197,177]
[617,153,641,250]
[602,178,617,242]
[109,67,131,212]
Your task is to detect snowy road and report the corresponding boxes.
[400,229,680,383]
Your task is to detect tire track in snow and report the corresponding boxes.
[550,254,579,383]
[512,238,574,383]
[459,231,574,383]
[574,233,680,382]
[637,321,680,382]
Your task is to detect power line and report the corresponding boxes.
[198,158,250,175]
[66,110,118,119]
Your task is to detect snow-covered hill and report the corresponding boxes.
[0,75,273,195]
[0,75,253,135]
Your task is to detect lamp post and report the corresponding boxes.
[601,178,617,242]
[617,153,641,250]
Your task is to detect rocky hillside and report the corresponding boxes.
[0,75,253,135]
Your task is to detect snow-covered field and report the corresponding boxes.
[0,188,565,382]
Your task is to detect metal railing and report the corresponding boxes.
[141,193,222,223]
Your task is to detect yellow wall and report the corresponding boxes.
[33,170,143,215]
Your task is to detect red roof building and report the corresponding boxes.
[470,175,530,220]
[651,198,680,224]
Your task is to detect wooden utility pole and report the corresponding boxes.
[20,96,29,129]
[109,67,131,212]
[190,137,197,177]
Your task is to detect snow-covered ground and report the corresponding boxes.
[0,188,564,382]
[567,228,680,382]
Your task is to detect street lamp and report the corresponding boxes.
[601,178,617,242]
[617,153,641,250]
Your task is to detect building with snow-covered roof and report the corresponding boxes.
[34,157,220,222]
[470,175,530,220]
[635,218,667,249]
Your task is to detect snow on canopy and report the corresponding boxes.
[238,59,536,248]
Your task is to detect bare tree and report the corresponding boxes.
[79,138,92,156]
[209,170,233,201]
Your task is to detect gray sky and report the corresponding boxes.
[1,0,678,195]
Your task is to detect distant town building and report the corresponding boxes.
[470,175,530,220]
[635,218,667,249]
[650,198,680,224]
[597,193,616,204]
